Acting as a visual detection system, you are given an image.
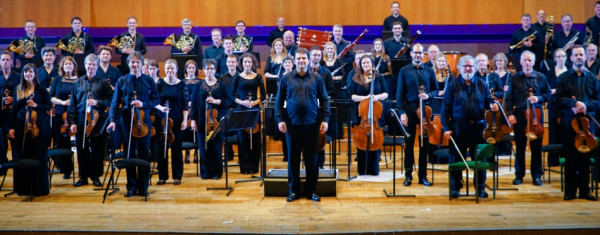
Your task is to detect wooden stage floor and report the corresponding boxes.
[0,139,599,234]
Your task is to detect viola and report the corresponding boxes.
[245,92,260,134]
[160,101,175,145]
[205,92,219,144]
[351,73,384,151]
[428,115,449,146]
[150,112,156,137]
[60,112,74,137]
[84,92,99,136]
[25,94,39,139]
[571,113,597,153]
[525,88,544,140]
[2,89,12,111]
[131,91,149,138]
[416,86,434,146]
[484,90,511,144]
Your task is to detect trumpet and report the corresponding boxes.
[163,33,195,50]
[56,37,85,53]
[233,36,252,52]
[509,33,536,50]
[108,35,135,50]
[6,39,35,55]
[561,31,580,51]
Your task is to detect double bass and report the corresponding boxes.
[351,71,383,151]
[525,88,544,140]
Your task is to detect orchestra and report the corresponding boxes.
[2,6,599,204]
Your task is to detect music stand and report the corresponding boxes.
[391,58,411,75]
[221,109,262,184]
[332,99,357,181]
[383,109,415,197]
[205,116,234,196]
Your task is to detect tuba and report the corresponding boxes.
[233,36,252,52]
[108,35,135,50]
[6,39,35,55]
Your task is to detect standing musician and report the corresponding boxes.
[509,14,544,70]
[36,47,59,90]
[203,28,224,61]
[474,53,504,100]
[345,50,366,89]
[59,16,95,57]
[555,45,599,201]
[148,60,161,83]
[282,31,298,58]
[492,52,514,156]
[371,38,393,97]
[383,22,410,60]
[107,52,160,197]
[219,54,240,161]
[170,18,203,60]
[182,60,201,164]
[96,46,122,89]
[332,24,355,75]
[190,59,232,180]
[503,50,550,186]
[349,55,388,175]
[550,14,583,60]
[396,43,437,187]
[215,36,236,78]
[234,20,253,53]
[15,20,46,69]
[0,52,20,176]
[556,46,600,201]
[382,1,410,38]
[155,59,188,185]
[277,56,295,162]
[276,47,330,202]
[49,56,78,179]
[232,53,266,175]
[7,63,51,196]
[68,54,113,187]
[433,54,453,92]
[322,42,346,98]
[585,1,600,52]
[114,16,147,75]
[267,17,288,48]
[544,49,568,167]
[423,45,441,69]
[442,55,498,198]
[264,38,288,79]
[585,44,600,76]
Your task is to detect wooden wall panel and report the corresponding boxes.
[0,0,593,28]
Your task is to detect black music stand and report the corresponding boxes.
[332,99,357,181]
[226,109,262,184]
[391,58,411,75]
[171,54,200,78]
[206,116,234,196]
[383,109,415,197]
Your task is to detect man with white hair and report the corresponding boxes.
[282,30,298,57]
[423,44,440,68]
[170,18,203,60]
[585,43,600,75]
[267,17,287,48]
[442,55,498,199]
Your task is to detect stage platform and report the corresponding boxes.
[0,140,599,234]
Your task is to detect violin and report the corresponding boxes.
[483,90,511,144]
[351,72,384,151]
[150,113,156,137]
[2,89,12,111]
[205,92,219,145]
[25,93,39,139]
[84,92,99,136]
[160,101,175,145]
[416,86,434,146]
[131,91,149,138]
[245,92,260,134]
[525,88,544,140]
[60,94,74,137]
[571,113,597,153]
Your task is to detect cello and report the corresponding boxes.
[351,71,384,151]
[525,88,544,140]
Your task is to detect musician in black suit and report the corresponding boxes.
[15,20,45,69]
[550,14,583,60]
[0,52,20,176]
[332,24,355,75]
[267,17,288,48]
[234,20,253,53]
[96,46,122,89]
[107,52,160,197]
[114,16,147,75]
[382,1,410,38]
[283,31,298,58]
[384,22,410,60]
[203,28,224,61]
[585,44,600,76]
[509,14,544,70]
[170,18,203,61]
[59,16,95,57]
[585,1,600,53]
[37,47,59,90]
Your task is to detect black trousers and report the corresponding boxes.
[403,105,429,179]
[197,129,224,179]
[560,113,594,196]
[12,120,50,196]
[238,130,261,173]
[120,112,151,195]
[157,118,184,180]
[75,118,106,179]
[286,122,320,195]
[50,112,73,175]
[513,110,543,180]
[449,120,487,191]
[357,149,380,175]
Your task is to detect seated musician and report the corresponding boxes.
[96,46,122,89]
[115,16,147,75]
[234,20,253,53]
[349,55,388,175]
[509,14,544,70]
[555,45,598,201]
[59,16,95,57]
[16,20,45,70]
[68,54,113,187]
[190,59,232,180]
[203,28,224,61]
[396,43,438,186]
[503,50,550,186]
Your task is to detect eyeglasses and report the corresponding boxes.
[461,65,474,68]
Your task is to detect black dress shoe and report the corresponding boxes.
[63,173,71,179]
[286,193,298,202]
[564,194,577,200]
[91,177,102,187]
[403,177,412,186]
[73,178,88,187]
[139,191,150,197]
[124,191,135,197]
[532,178,542,186]
[174,179,182,185]
[579,193,598,201]
[418,178,433,186]
[156,180,166,185]
[512,178,523,185]
[478,190,489,198]
[450,190,460,198]
[309,193,321,202]
[213,177,221,180]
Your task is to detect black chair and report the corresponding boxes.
[47,148,75,187]
[541,144,562,184]
[430,148,450,184]
[382,136,405,170]
[102,157,150,203]
[181,141,199,176]
[0,159,42,202]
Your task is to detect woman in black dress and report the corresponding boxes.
[156,59,188,185]
[48,56,78,179]
[190,59,232,179]
[264,38,287,79]
[348,56,388,175]
[322,42,345,99]
[8,63,51,196]
[232,53,266,175]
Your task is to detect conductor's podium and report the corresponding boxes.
[264,169,337,197]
